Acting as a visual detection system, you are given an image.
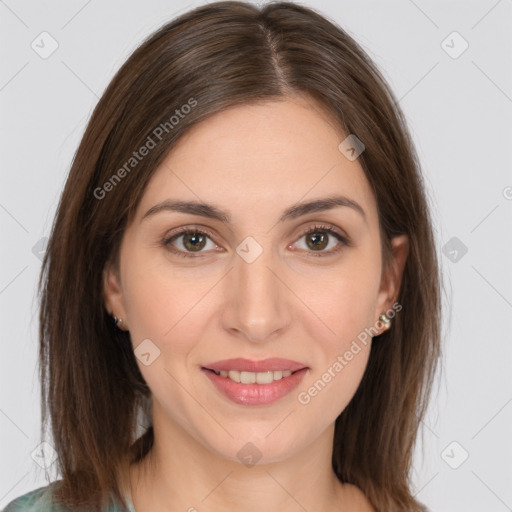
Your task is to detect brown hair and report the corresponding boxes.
[36,1,442,510]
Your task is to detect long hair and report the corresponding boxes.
[37,2,442,510]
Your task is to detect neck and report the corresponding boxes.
[125,406,347,512]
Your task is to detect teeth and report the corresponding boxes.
[212,369,296,384]
[240,371,256,384]
[228,370,241,382]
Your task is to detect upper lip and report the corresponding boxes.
[203,358,307,373]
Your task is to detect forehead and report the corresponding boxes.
[135,96,378,228]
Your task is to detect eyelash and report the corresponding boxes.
[162,223,350,259]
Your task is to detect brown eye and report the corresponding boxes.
[163,228,217,258]
[294,224,349,256]
[305,231,329,251]
[181,231,207,252]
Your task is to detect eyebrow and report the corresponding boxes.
[141,195,367,224]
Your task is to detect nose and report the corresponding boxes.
[221,242,292,343]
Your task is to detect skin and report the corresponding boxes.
[103,94,409,512]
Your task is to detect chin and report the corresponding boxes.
[198,424,311,468]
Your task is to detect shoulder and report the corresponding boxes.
[1,483,58,512]
[340,483,377,512]
[2,483,132,512]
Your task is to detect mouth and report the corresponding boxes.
[201,358,309,406]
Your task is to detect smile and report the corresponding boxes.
[201,361,309,405]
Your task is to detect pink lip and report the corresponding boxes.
[203,357,307,373]
[201,358,309,406]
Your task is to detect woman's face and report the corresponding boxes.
[104,95,408,465]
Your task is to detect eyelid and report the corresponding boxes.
[165,224,218,242]
[294,223,349,245]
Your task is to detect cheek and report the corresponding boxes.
[294,251,381,346]
[295,278,375,418]
[122,254,213,345]
[291,254,379,411]
[120,262,216,417]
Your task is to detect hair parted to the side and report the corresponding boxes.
[37,1,442,511]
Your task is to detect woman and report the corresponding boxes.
[3,1,442,511]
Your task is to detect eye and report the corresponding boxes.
[163,226,219,258]
[162,223,350,258]
[292,223,349,257]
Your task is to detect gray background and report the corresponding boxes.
[1,0,511,510]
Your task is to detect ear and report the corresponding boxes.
[373,234,409,330]
[102,261,129,331]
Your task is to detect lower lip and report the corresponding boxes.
[201,368,308,406]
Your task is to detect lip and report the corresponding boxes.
[202,366,309,405]
[202,357,307,373]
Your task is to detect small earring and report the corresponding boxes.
[379,313,391,331]
[112,315,124,329]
